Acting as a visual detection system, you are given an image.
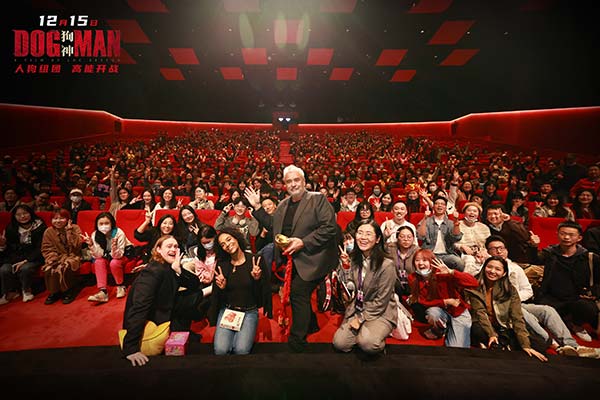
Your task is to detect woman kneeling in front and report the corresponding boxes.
[333,219,397,355]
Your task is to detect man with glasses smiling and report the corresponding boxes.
[485,235,599,358]
[537,220,600,346]
[28,191,54,212]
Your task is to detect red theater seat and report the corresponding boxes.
[176,196,191,206]
[115,209,146,246]
[529,216,562,250]
[409,213,425,225]
[577,219,600,233]
[336,211,354,231]
[197,209,220,227]
[83,196,101,210]
[76,210,103,236]
[374,211,393,226]
[154,208,180,223]
[0,211,11,232]
[36,211,54,228]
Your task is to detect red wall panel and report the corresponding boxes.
[1,103,598,155]
[453,107,600,155]
[0,103,119,150]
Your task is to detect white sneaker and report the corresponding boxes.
[22,291,34,302]
[575,330,593,342]
[556,345,578,356]
[0,295,8,305]
[116,286,126,299]
[87,291,108,303]
[576,346,600,358]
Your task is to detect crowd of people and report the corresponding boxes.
[1,129,600,365]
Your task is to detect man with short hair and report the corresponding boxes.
[340,188,360,212]
[273,165,338,352]
[485,204,539,264]
[417,196,464,271]
[537,220,600,343]
[485,235,598,358]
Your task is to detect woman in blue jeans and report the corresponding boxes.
[209,228,272,355]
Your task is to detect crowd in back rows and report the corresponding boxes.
[1,131,599,223]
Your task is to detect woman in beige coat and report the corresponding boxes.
[41,208,82,304]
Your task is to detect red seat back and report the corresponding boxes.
[0,211,11,232]
[529,216,562,250]
[115,209,146,246]
[36,211,54,228]
[77,210,104,236]
[197,209,221,227]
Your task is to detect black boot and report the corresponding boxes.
[45,292,62,305]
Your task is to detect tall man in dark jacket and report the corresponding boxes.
[273,165,338,352]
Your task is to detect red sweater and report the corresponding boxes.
[408,270,479,317]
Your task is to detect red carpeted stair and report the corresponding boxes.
[279,140,293,165]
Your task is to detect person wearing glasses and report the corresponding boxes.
[28,190,55,212]
[333,220,397,356]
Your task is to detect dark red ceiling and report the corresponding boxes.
[4,0,598,123]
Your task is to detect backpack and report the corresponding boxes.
[316,270,351,314]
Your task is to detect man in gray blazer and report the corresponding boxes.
[273,165,338,352]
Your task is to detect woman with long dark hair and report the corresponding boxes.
[83,212,131,302]
[533,191,574,220]
[332,219,396,355]
[0,204,46,304]
[344,200,375,237]
[134,213,179,263]
[465,256,548,362]
[209,228,271,355]
[571,189,600,219]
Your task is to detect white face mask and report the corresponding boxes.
[98,225,112,234]
[372,189,381,196]
[70,195,82,202]
[345,242,354,253]
[202,241,215,250]
[416,268,432,277]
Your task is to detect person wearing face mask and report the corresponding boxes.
[189,225,217,301]
[62,188,92,224]
[454,202,491,275]
[41,208,82,305]
[83,212,132,302]
[121,235,203,366]
[367,184,383,205]
[407,249,478,347]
